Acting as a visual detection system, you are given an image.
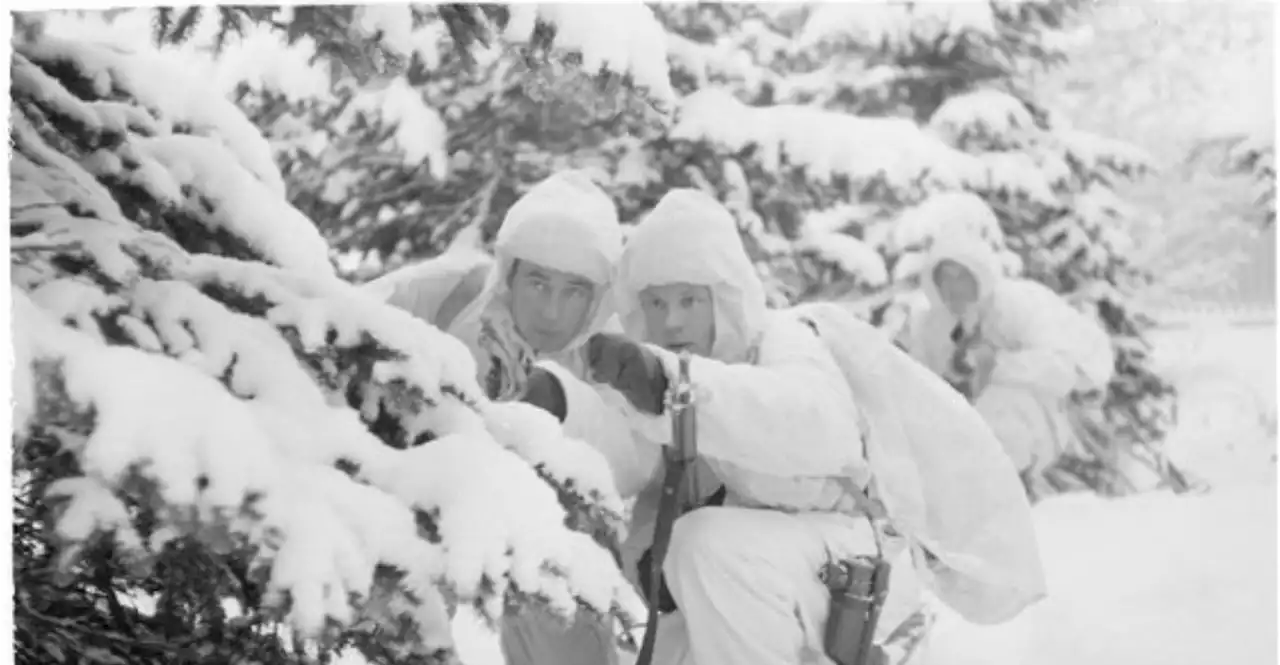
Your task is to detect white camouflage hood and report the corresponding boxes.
[616,189,766,363]
[919,234,1002,312]
[453,169,624,354]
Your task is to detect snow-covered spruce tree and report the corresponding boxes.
[632,2,1179,493]
[28,6,674,280]
[42,4,672,280]
[619,2,1064,306]
[238,5,673,278]
[10,18,654,665]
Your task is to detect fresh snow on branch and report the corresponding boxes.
[798,2,999,51]
[671,88,982,189]
[136,135,338,277]
[12,32,644,660]
[334,77,451,179]
[33,4,676,188]
[20,35,288,197]
[976,152,1063,205]
[879,191,1007,254]
[506,3,676,109]
[870,191,1023,282]
[930,89,1041,151]
[794,232,890,287]
[1057,128,1159,177]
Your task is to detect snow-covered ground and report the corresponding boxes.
[925,318,1277,665]
[924,482,1276,665]
[1151,320,1277,488]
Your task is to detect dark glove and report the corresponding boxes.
[635,487,726,615]
[520,366,567,422]
[586,333,669,415]
[636,547,679,614]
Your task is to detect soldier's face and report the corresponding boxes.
[508,259,596,353]
[933,260,980,315]
[638,283,716,358]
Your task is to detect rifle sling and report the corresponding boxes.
[434,262,489,332]
[633,448,691,665]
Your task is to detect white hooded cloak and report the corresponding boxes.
[905,235,1115,472]
[583,190,882,665]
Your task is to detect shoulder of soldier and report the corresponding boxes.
[376,251,495,326]
[435,256,495,330]
[989,277,1075,322]
[755,309,838,363]
[995,275,1056,298]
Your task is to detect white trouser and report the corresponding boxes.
[649,505,890,665]
[500,605,619,665]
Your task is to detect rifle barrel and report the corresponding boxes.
[670,350,699,504]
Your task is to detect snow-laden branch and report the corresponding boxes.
[12,35,644,660]
[793,232,890,288]
[929,89,1041,152]
[797,2,999,52]
[19,36,287,197]
[30,4,677,191]
[923,88,1156,205]
[876,190,1008,255]
[670,87,983,191]
[1056,128,1158,180]
[505,3,676,110]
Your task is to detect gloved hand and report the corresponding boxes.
[520,366,567,422]
[586,333,669,415]
[636,546,679,614]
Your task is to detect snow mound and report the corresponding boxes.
[921,484,1277,665]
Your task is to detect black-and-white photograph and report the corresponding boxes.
[9,3,1276,665]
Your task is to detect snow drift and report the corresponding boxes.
[921,483,1277,665]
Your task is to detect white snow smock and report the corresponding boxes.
[364,170,626,665]
[617,190,870,505]
[904,237,1115,474]
[593,189,891,665]
[791,302,1048,627]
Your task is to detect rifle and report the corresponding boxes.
[947,322,987,400]
[634,351,699,665]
